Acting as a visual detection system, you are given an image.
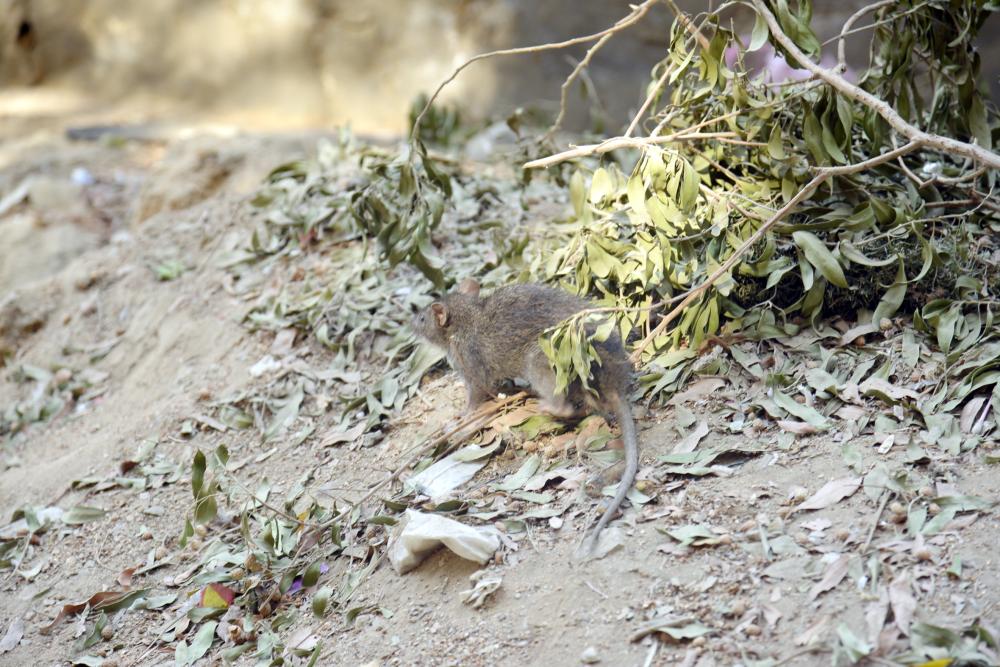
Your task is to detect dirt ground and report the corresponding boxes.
[0,114,997,667]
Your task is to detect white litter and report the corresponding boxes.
[389,510,501,574]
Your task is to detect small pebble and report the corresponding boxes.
[580,646,600,664]
[744,623,762,637]
[101,625,114,640]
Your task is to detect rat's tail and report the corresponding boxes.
[582,390,639,555]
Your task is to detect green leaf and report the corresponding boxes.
[872,261,906,324]
[802,111,827,163]
[586,240,617,279]
[836,623,872,662]
[191,451,206,498]
[749,11,770,51]
[302,561,323,588]
[264,384,304,441]
[793,231,848,288]
[773,391,828,429]
[969,96,992,150]
[62,505,107,525]
[821,124,847,163]
[767,124,786,160]
[194,494,218,525]
[312,586,333,618]
[627,172,649,222]
[187,621,217,665]
[936,304,961,353]
[589,168,614,206]
[495,454,541,492]
[679,161,700,211]
[664,524,721,546]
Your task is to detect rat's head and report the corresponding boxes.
[411,301,451,347]
[410,278,481,347]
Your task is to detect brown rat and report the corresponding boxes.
[412,279,638,555]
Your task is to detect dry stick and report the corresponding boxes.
[410,0,659,142]
[752,0,1000,170]
[624,63,672,138]
[630,139,924,361]
[544,33,617,142]
[862,491,892,553]
[545,0,662,138]
[836,0,896,68]
[523,130,737,169]
[664,0,710,51]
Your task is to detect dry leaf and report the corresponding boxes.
[808,553,850,600]
[888,574,916,636]
[117,567,136,588]
[794,615,830,646]
[777,419,818,435]
[672,420,710,454]
[864,585,890,645]
[795,477,862,512]
[959,396,987,434]
[838,322,880,346]
[834,404,866,421]
[670,378,725,404]
[762,604,783,628]
[0,618,24,653]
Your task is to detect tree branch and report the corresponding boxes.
[752,0,1000,170]
[411,0,660,142]
[523,130,737,169]
[835,0,896,68]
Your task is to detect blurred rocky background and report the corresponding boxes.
[3,0,997,138]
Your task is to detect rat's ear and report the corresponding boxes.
[457,277,480,296]
[431,302,449,328]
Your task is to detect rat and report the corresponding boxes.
[411,278,639,555]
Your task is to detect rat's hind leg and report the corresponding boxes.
[525,351,581,419]
[463,381,494,413]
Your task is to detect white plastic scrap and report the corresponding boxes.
[389,510,501,575]
[459,569,503,609]
[406,452,487,502]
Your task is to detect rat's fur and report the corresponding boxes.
[412,280,639,555]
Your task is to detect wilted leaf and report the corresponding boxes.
[808,553,849,600]
[795,477,861,512]
[793,231,848,288]
[0,618,24,653]
[62,506,107,525]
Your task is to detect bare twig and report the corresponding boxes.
[625,63,672,138]
[524,130,736,169]
[411,0,659,142]
[664,0,710,51]
[546,35,615,140]
[835,0,896,68]
[862,491,891,553]
[752,0,1000,169]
